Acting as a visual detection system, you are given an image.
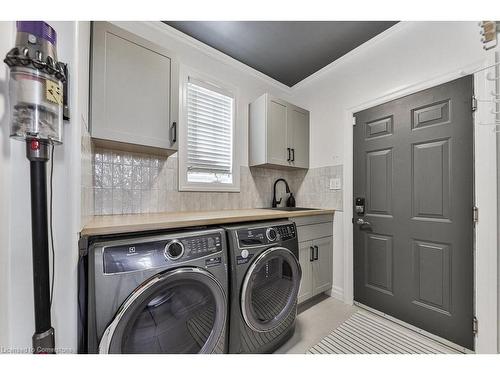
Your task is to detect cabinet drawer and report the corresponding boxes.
[293,214,333,227]
[297,222,333,243]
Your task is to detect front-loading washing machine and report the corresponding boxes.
[80,228,228,354]
[223,220,302,353]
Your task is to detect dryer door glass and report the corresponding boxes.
[241,247,301,332]
[100,268,226,354]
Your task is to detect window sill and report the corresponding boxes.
[178,183,241,193]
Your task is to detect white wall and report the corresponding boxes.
[0,21,14,349]
[291,21,498,352]
[293,22,494,167]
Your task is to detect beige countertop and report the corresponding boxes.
[81,208,335,237]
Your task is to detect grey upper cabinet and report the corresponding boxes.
[267,98,288,165]
[91,22,179,154]
[249,93,309,169]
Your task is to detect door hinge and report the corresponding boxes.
[473,316,478,335]
[472,95,478,112]
[78,235,89,257]
[473,206,479,223]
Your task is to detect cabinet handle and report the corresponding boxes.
[291,148,295,162]
[171,121,177,143]
[287,147,291,162]
[314,245,319,261]
[310,247,314,262]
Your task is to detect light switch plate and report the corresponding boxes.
[329,177,341,190]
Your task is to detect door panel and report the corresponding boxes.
[312,237,333,295]
[364,233,393,295]
[92,22,173,149]
[412,140,451,220]
[267,99,288,166]
[298,241,313,304]
[353,76,474,350]
[365,115,393,139]
[288,106,310,168]
[412,240,451,314]
[366,148,393,216]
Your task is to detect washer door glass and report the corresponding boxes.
[241,247,301,332]
[100,268,226,354]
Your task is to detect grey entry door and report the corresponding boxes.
[353,76,474,350]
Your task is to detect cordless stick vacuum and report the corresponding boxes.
[4,21,67,354]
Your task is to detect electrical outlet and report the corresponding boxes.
[329,177,341,190]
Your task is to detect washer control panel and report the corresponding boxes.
[103,232,223,274]
[164,240,184,260]
[237,223,296,248]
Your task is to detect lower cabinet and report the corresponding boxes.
[294,214,334,304]
[311,236,333,296]
[298,236,333,304]
[298,241,314,303]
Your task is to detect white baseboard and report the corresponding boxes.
[327,285,344,301]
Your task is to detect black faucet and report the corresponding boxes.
[272,178,291,208]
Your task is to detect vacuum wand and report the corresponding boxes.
[28,140,55,353]
[4,21,66,354]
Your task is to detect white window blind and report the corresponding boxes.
[186,78,234,184]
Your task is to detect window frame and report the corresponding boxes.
[178,66,240,192]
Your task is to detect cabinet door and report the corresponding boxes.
[297,241,313,304]
[91,22,177,150]
[312,236,333,296]
[266,98,288,166]
[288,106,309,168]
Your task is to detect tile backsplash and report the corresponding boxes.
[92,148,343,215]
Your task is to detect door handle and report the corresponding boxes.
[171,121,177,143]
[313,245,319,261]
[355,218,371,226]
[291,148,295,162]
[287,147,291,162]
[310,247,314,262]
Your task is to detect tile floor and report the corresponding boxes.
[276,295,357,354]
[277,295,461,354]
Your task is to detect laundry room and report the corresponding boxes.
[1,0,500,373]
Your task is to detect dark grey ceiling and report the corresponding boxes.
[164,21,398,87]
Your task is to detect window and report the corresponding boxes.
[179,74,239,192]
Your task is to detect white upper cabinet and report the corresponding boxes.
[249,93,309,169]
[91,22,179,154]
[288,105,310,169]
[267,98,288,165]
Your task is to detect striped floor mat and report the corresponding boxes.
[308,311,461,354]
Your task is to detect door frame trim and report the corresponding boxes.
[343,58,498,353]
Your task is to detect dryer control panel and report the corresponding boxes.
[103,232,223,274]
[237,223,296,248]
